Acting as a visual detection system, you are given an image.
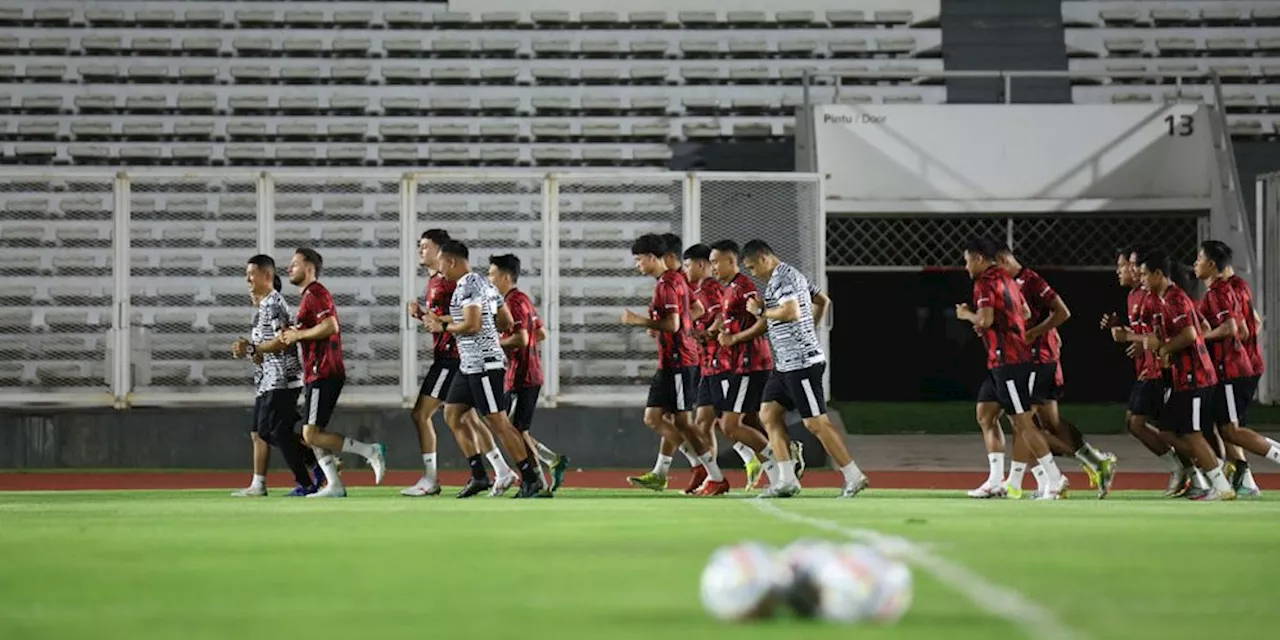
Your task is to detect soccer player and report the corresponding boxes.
[425,240,547,499]
[710,239,781,490]
[488,253,569,494]
[1220,248,1265,495]
[742,240,866,499]
[684,243,729,493]
[1124,249,1235,500]
[956,237,1066,500]
[621,233,729,496]
[280,248,387,498]
[402,230,513,497]
[1102,247,1193,497]
[1195,241,1280,488]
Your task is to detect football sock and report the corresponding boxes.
[762,460,779,486]
[1073,446,1101,470]
[732,442,756,465]
[1191,468,1210,490]
[314,449,341,488]
[762,445,775,460]
[1031,466,1048,494]
[1242,468,1260,491]
[516,457,540,485]
[341,437,374,459]
[699,453,725,482]
[987,452,1005,486]
[250,474,266,489]
[1206,464,1233,493]
[1265,438,1280,464]
[652,454,673,477]
[1159,451,1181,472]
[1230,459,1249,489]
[680,443,702,468]
[1007,462,1028,489]
[840,460,865,484]
[1037,454,1064,488]
[467,454,487,481]
[485,448,513,478]
[778,460,798,487]
[422,453,437,484]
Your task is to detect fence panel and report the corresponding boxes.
[554,173,685,404]
[0,172,115,403]
[273,173,403,404]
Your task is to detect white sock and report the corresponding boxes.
[1081,442,1106,461]
[680,443,702,467]
[840,460,865,484]
[314,448,342,488]
[533,441,557,466]
[732,442,756,465]
[1191,468,1209,490]
[1206,464,1233,492]
[1265,438,1280,463]
[1007,462,1028,489]
[652,454,673,477]
[1031,465,1047,493]
[762,460,779,486]
[486,448,513,478]
[1242,468,1260,491]
[1037,454,1063,486]
[987,452,1005,486]
[699,453,725,482]
[762,445,775,460]
[250,473,266,489]
[1073,449,1099,471]
[1159,451,1181,472]
[341,437,374,459]
[778,460,798,486]
[422,453,437,484]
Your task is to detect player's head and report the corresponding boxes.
[289,248,323,286]
[1137,249,1173,292]
[272,274,282,292]
[488,253,521,293]
[992,243,1020,275]
[682,243,713,282]
[741,239,777,279]
[631,234,667,277]
[961,237,1001,279]
[660,233,682,268]
[1195,240,1232,280]
[420,229,450,270]
[245,254,276,295]
[438,240,470,280]
[1116,245,1141,287]
[709,239,740,282]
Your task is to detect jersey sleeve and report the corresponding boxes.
[974,278,996,310]
[695,283,723,330]
[772,270,803,304]
[1203,289,1233,327]
[267,297,290,333]
[1025,271,1059,305]
[653,282,679,315]
[1167,294,1198,334]
[508,295,531,331]
[456,275,484,308]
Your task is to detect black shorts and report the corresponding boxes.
[1126,379,1166,418]
[697,372,729,411]
[1159,386,1214,436]
[646,366,698,413]
[988,363,1041,415]
[762,363,827,419]
[506,385,540,432]
[1033,362,1063,403]
[722,371,769,414]
[1212,377,1257,426]
[445,369,508,415]
[303,378,344,428]
[254,387,302,443]
[419,359,460,400]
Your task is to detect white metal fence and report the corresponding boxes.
[0,169,825,408]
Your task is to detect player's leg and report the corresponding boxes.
[1165,388,1235,500]
[1214,378,1278,495]
[402,362,452,496]
[267,388,320,496]
[785,363,868,499]
[757,370,802,497]
[970,377,1006,497]
[443,372,492,498]
[628,369,686,490]
[994,364,1064,500]
[461,407,518,497]
[300,379,387,494]
[718,373,775,489]
[468,371,545,498]
[233,397,271,497]
[686,399,718,494]
[510,386,562,493]
[1004,421,1032,499]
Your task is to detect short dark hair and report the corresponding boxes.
[294,247,323,277]
[422,229,450,245]
[1200,240,1232,269]
[489,253,521,282]
[682,243,711,262]
[1138,249,1172,277]
[272,274,282,292]
[439,240,469,261]
[710,239,740,256]
[660,233,682,257]
[962,237,1002,261]
[631,233,666,257]
[1117,245,1143,259]
[742,239,774,260]
[247,254,275,271]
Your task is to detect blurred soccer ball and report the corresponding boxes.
[836,544,914,624]
[699,542,784,621]
[776,539,835,618]
[777,541,914,624]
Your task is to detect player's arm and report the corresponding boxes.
[623,308,678,332]
[446,303,482,336]
[1152,324,1198,357]
[500,328,529,348]
[537,326,549,343]
[1026,296,1070,341]
[495,303,514,333]
[811,290,829,325]
[1199,292,1237,342]
[723,313,768,346]
[292,316,338,342]
[957,304,995,329]
[1202,314,1237,342]
[254,301,297,353]
[500,303,529,348]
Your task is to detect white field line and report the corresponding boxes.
[750,499,1086,640]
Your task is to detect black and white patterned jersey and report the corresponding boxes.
[762,262,825,373]
[251,290,304,395]
[449,272,507,374]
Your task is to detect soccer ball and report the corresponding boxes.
[808,544,881,623]
[777,541,914,624]
[836,544,914,624]
[699,542,785,621]
[776,539,836,618]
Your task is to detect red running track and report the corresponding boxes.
[0,469,1253,492]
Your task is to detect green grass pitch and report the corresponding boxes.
[1,488,1277,640]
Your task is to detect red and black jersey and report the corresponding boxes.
[1155,285,1217,392]
[720,273,773,374]
[692,277,727,376]
[1226,274,1264,376]
[1199,279,1255,380]
[1126,287,1163,381]
[1013,267,1062,365]
[296,281,346,384]
[501,288,543,391]
[650,269,700,369]
[973,266,1033,370]
[427,273,459,361]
